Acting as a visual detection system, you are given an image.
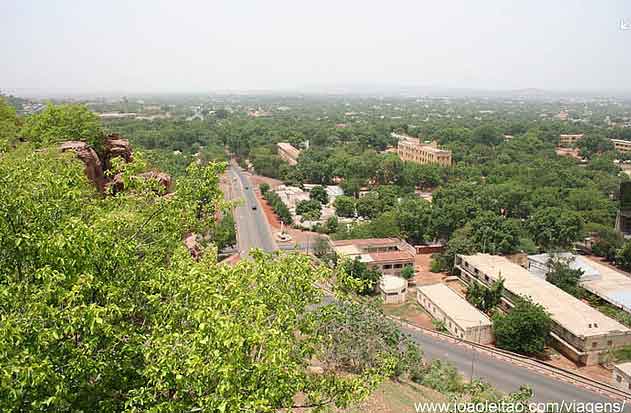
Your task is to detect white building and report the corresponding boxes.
[380,275,408,304]
[417,283,493,344]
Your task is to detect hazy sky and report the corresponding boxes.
[2,0,631,95]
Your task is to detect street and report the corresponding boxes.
[227,164,277,254]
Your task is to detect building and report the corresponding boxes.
[612,139,631,153]
[417,283,493,344]
[380,275,408,304]
[394,134,452,167]
[617,182,631,237]
[277,142,301,166]
[528,253,631,314]
[455,254,631,365]
[330,238,415,277]
[558,134,584,147]
[613,362,631,391]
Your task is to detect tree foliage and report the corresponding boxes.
[466,279,504,313]
[21,104,103,148]
[493,298,552,356]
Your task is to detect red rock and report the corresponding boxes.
[138,171,172,193]
[60,141,106,192]
[104,134,133,166]
[184,233,202,260]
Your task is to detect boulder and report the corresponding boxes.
[139,171,172,193]
[104,134,133,166]
[60,141,106,191]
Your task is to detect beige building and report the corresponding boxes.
[613,362,631,391]
[395,134,452,167]
[612,139,631,153]
[417,283,493,344]
[455,254,631,365]
[558,134,584,147]
[380,275,408,304]
[277,142,301,165]
[330,238,415,277]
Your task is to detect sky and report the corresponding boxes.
[1,0,631,96]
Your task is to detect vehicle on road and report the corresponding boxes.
[251,205,257,210]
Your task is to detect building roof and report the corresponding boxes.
[370,251,415,262]
[417,283,492,329]
[380,275,407,292]
[528,253,631,313]
[459,254,630,337]
[277,142,300,158]
[615,362,631,376]
[331,238,402,248]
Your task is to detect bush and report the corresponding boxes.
[259,183,270,195]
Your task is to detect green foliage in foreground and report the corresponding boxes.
[0,144,386,412]
[21,103,103,148]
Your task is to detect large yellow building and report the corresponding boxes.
[395,134,452,167]
[612,139,631,153]
[558,133,584,147]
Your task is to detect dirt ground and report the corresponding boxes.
[545,351,614,384]
[248,173,283,189]
[383,290,435,330]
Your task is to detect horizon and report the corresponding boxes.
[2,0,630,96]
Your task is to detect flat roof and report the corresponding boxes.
[459,254,629,337]
[417,283,491,329]
[331,238,402,248]
[369,251,414,263]
[615,362,631,376]
[380,275,406,292]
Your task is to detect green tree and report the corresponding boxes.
[577,132,614,158]
[337,257,381,295]
[396,197,432,244]
[528,207,583,250]
[0,144,386,411]
[21,103,103,148]
[310,185,329,204]
[466,279,504,313]
[259,182,271,195]
[401,265,415,280]
[0,97,20,150]
[545,258,584,298]
[472,125,502,146]
[493,298,552,356]
[334,195,356,218]
[469,212,522,254]
[356,192,383,219]
[296,199,322,221]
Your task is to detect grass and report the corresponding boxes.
[339,379,446,413]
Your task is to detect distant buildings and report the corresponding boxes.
[417,283,493,344]
[558,134,584,147]
[276,142,301,166]
[393,133,452,167]
[611,139,631,153]
[455,254,631,365]
[330,238,415,277]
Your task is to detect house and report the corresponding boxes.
[330,238,415,277]
[613,362,631,391]
[277,142,301,166]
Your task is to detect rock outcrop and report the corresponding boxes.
[60,135,172,195]
[104,134,133,166]
[60,141,106,192]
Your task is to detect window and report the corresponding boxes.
[394,264,403,269]
[617,375,622,383]
[592,342,597,348]
[383,264,392,270]
[608,340,613,347]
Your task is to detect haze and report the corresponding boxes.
[2,0,630,95]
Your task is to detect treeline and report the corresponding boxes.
[260,183,292,224]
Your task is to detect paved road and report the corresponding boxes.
[402,324,617,404]
[227,164,277,254]
[318,296,617,404]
